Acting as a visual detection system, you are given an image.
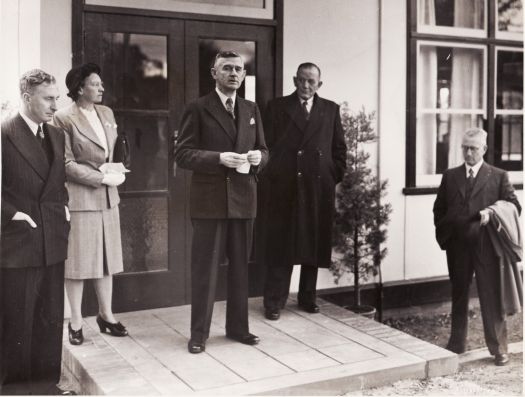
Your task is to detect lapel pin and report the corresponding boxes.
[249,117,255,125]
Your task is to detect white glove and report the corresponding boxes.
[102,173,126,186]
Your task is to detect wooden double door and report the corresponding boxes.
[82,11,275,313]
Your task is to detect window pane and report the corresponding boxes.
[101,33,168,109]
[198,39,256,100]
[495,115,523,170]
[417,113,484,175]
[120,197,168,273]
[419,45,484,110]
[115,114,169,192]
[419,0,485,29]
[496,50,523,110]
[498,0,523,33]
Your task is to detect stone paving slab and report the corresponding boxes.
[63,297,458,395]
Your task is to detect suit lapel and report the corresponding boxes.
[470,162,492,200]
[40,123,63,196]
[234,98,250,152]
[69,103,106,150]
[94,105,115,154]
[204,92,236,143]
[8,114,49,180]
[301,95,325,146]
[452,165,467,198]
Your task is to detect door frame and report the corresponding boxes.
[73,1,283,313]
[72,1,283,97]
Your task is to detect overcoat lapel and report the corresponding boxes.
[68,103,107,150]
[301,95,325,146]
[204,92,237,143]
[470,162,492,200]
[284,94,308,132]
[8,114,49,180]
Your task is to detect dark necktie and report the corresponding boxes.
[466,168,475,200]
[225,97,235,119]
[37,125,45,147]
[302,100,310,120]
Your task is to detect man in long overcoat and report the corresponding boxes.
[261,62,347,320]
[433,128,521,366]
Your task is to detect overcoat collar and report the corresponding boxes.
[8,113,50,180]
[283,92,326,147]
[68,103,114,153]
[203,91,237,143]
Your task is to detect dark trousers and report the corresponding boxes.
[263,265,318,310]
[0,263,65,395]
[446,247,507,355]
[190,219,253,342]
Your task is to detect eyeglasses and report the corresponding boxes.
[461,145,481,152]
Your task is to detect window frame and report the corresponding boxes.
[495,0,524,41]
[406,0,523,191]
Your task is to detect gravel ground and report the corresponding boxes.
[346,353,522,396]
[346,299,523,396]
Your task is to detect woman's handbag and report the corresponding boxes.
[113,132,131,169]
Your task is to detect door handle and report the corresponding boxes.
[172,130,179,177]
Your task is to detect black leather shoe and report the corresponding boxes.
[495,353,509,366]
[96,315,128,337]
[68,322,84,345]
[226,332,260,345]
[298,302,320,313]
[265,308,280,320]
[188,339,205,354]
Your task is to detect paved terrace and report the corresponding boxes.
[62,297,458,395]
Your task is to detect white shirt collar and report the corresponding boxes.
[466,160,483,178]
[215,87,236,110]
[19,111,42,136]
[298,94,314,112]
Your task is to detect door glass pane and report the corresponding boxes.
[419,0,485,30]
[498,0,523,33]
[120,197,168,272]
[198,39,256,100]
[115,114,169,192]
[496,50,523,110]
[101,32,168,109]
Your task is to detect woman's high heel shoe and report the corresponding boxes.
[96,315,128,337]
[68,322,84,345]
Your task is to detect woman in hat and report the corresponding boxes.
[54,63,128,345]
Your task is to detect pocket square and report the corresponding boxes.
[249,117,255,125]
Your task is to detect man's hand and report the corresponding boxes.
[247,150,262,166]
[102,173,126,186]
[11,211,37,228]
[479,209,491,226]
[220,152,247,168]
[65,206,71,222]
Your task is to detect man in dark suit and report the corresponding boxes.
[174,51,268,354]
[1,70,72,394]
[433,128,521,366]
[260,62,346,320]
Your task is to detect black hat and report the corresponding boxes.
[65,63,101,101]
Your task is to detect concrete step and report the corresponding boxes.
[62,297,458,395]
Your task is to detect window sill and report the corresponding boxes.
[403,183,524,196]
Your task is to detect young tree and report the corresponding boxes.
[331,104,392,313]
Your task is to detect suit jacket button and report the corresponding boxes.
[297,172,302,177]
[226,177,230,182]
[297,150,303,156]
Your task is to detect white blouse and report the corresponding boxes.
[79,107,109,158]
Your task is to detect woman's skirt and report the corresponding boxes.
[65,206,124,279]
